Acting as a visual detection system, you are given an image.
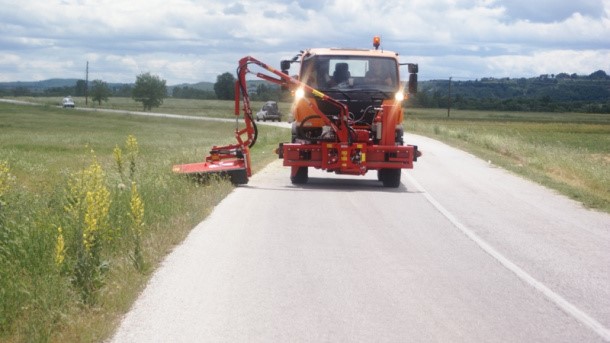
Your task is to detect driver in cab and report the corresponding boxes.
[365,59,392,86]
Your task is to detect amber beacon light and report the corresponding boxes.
[373,36,381,50]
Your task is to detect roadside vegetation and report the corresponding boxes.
[0,101,286,342]
[405,108,610,213]
[1,97,608,342]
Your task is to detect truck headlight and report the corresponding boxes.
[295,88,305,100]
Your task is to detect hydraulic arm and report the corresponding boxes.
[172,56,348,184]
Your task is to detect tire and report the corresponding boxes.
[228,169,249,185]
[381,169,401,188]
[377,169,385,181]
[291,167,308,185]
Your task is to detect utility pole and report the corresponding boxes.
[85,61,89,106]
[447,76,452,117]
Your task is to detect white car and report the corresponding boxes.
[255,101,282,122]
[62,96,75,108]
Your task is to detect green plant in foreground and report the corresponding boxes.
[0,161,14,208]
[113,135,147,272]
[113,145,124,182]
[129,181,146,272]
[126,134,139,180]
[63,155,111,304]
[55,227,66,267]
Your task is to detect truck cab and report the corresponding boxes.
[286,47,417,145]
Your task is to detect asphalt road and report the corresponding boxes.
[110,132,609,342]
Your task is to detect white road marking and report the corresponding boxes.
[405,172,610,342]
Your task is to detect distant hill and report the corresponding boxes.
[168,81,214,92]
[413,70,610,113]
[0,79,269,92]
[0,79,132,92]
[0,79,81,91]
[0,79,213,92]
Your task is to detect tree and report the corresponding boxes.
[214,72,235,100]
[132,73,167,111]
[90,80,111,105]
[589,70,608,80]
[252,83,281,101]
[115,85,133,97]
[75,80,87,96]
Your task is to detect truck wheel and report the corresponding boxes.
[228,169,249,185]
[377,169,385,181]
[381,169,401,188]
[291,167,308,185]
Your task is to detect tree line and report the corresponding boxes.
[2,69,608,113]
[0,71,282,110]
[408,70,610,113]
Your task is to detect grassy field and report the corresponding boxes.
[6,96,293,120]
[0,100,288,342]
[1,98,608,342]
[404,108,610,212]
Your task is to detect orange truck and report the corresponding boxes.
[278,37,420,187]
[173,37,420,187]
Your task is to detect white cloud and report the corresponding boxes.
[0,0,608,83]
[498,0,605,22]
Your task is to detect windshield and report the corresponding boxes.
[301,55,399,92]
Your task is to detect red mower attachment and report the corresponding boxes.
[172,56,294,184]
[172,144,251,185]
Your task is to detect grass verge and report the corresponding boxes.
[405,108,610,213]
[0,101,287,342]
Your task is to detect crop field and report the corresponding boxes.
[0,100,287,342]
[1,99,609,342]
[404,108,610,212]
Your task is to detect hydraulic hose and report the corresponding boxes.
[236,62,258,148]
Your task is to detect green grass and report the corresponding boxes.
[0,100,288,342]
[7,96,293,120]
[405,108,610,212]
[2,99,609,342]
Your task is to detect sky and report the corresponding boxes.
[1,0,609,85]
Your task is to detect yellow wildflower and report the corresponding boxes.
[0,161,14,199]
[113,145,124,177]
[126,135,139,157]
[55,227,65,266]
[129,182,144,236]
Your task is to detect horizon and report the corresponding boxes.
[1,69,608,88]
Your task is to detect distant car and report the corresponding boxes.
[256,101,282,122]
[62,96,75,108]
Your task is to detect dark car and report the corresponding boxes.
[255,101,282,122]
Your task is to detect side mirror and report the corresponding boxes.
[280,60,291,74]
[408,73,418,94]
[408,63,418,74]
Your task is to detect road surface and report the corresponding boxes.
[111,133,610,342]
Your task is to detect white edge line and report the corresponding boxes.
[404,172,610,342]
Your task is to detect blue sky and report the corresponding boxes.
[1,0,609,84]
